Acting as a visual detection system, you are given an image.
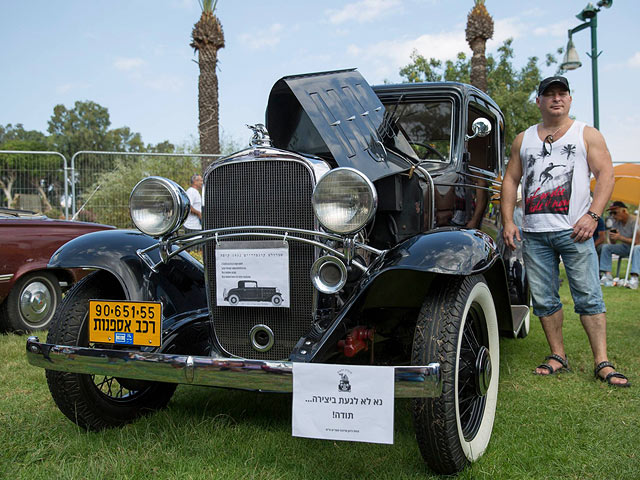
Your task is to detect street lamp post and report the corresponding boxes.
[560,0,613,130]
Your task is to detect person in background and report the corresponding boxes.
[513,186,523,230]
[626,245,640,290]
[184,174,203,253]
[184,174,203,233]
[599,201,639,288]
[593,215,606,260]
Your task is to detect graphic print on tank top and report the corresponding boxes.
[523,143,576,215]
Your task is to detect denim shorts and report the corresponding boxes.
[522,230,606,317]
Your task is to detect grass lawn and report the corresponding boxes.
[1,266,638,480]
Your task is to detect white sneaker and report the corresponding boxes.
[626,276,639,290]
[600,273,614,287]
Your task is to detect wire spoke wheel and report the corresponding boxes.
[45,272,176,431]
[92,375,140,401]
[412,275,499,475]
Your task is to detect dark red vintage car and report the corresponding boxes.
[0,208,114,332]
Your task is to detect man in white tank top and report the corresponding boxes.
[501,76,629,387]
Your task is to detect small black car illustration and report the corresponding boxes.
[224,280,283,305]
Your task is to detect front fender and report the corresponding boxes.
[358,228,512,332]
[48,229,207,319]
[301,229,513,361]
[373,227,499,275]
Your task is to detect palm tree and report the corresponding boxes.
[465,0,494,92]
[191,0,225,167]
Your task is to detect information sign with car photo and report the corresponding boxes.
[215,240,290,307]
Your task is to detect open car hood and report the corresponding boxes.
[265,69,409,181]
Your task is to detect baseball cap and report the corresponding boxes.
[538,76,570,96]
[607,201,627,211]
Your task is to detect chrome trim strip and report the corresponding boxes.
[26,337,441,398]
[137,226,386,273]
[415,165,436,230]
[0,274,14,282]
[177,225,384,255]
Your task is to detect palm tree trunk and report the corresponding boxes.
[198,45,221,160]
[469,37,488,92]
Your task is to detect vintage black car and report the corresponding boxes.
[224,280,283,305]
[27,69,529,475]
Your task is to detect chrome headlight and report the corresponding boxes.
[129,177,189,237]
[312,167,377,235]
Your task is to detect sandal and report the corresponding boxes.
[534,353,570,376]
[594,361,631,388]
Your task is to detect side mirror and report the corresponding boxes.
[465,118,492,141]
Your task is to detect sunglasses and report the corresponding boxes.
[542,135,553,157]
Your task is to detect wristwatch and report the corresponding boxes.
[587,210,600,222]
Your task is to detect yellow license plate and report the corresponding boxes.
[89,300,162,347]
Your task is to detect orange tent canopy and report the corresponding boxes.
[590,163,640,207]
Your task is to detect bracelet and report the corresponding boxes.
[587,210,600,222]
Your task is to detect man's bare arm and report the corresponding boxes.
[571,126,614,242]
[501,132,524,249]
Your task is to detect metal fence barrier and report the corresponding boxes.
[0,150,69,218]
[70,151,221,227]
[1,150,220,227]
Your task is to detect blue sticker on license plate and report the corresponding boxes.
[114,332,134,344]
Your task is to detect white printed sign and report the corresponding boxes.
[292,363,394,444]
[215,241,290,308]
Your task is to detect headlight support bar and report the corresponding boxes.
[137,226,386,273]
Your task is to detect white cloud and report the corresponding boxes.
[239,24,283,50]
[347,30,467,80]
[55,82,90,94]
[532,20,573,38]
[114,57,145,71]
[326,0,402,25]
[145,75,184,93]
[628,52,640,67]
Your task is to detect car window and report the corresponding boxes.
[389,100,453,166]
[467,101,499,176]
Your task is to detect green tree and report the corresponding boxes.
[107,126,145,152]
[0,125,57,210]
[147,140,176,153]
[47,101,113,160]
[0,123,48,145]
[191,0,224,170]
[400,39,557,155]
[47,100,147,157]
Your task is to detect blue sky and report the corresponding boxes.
[1,0,638,162]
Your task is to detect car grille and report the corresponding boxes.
[203,157,316,360]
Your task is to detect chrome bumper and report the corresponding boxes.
[26,336,441,398]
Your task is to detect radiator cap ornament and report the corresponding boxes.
[247,124,272,147]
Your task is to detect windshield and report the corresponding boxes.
[383,100,453,167]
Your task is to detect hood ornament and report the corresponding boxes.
[246,124,272,147]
